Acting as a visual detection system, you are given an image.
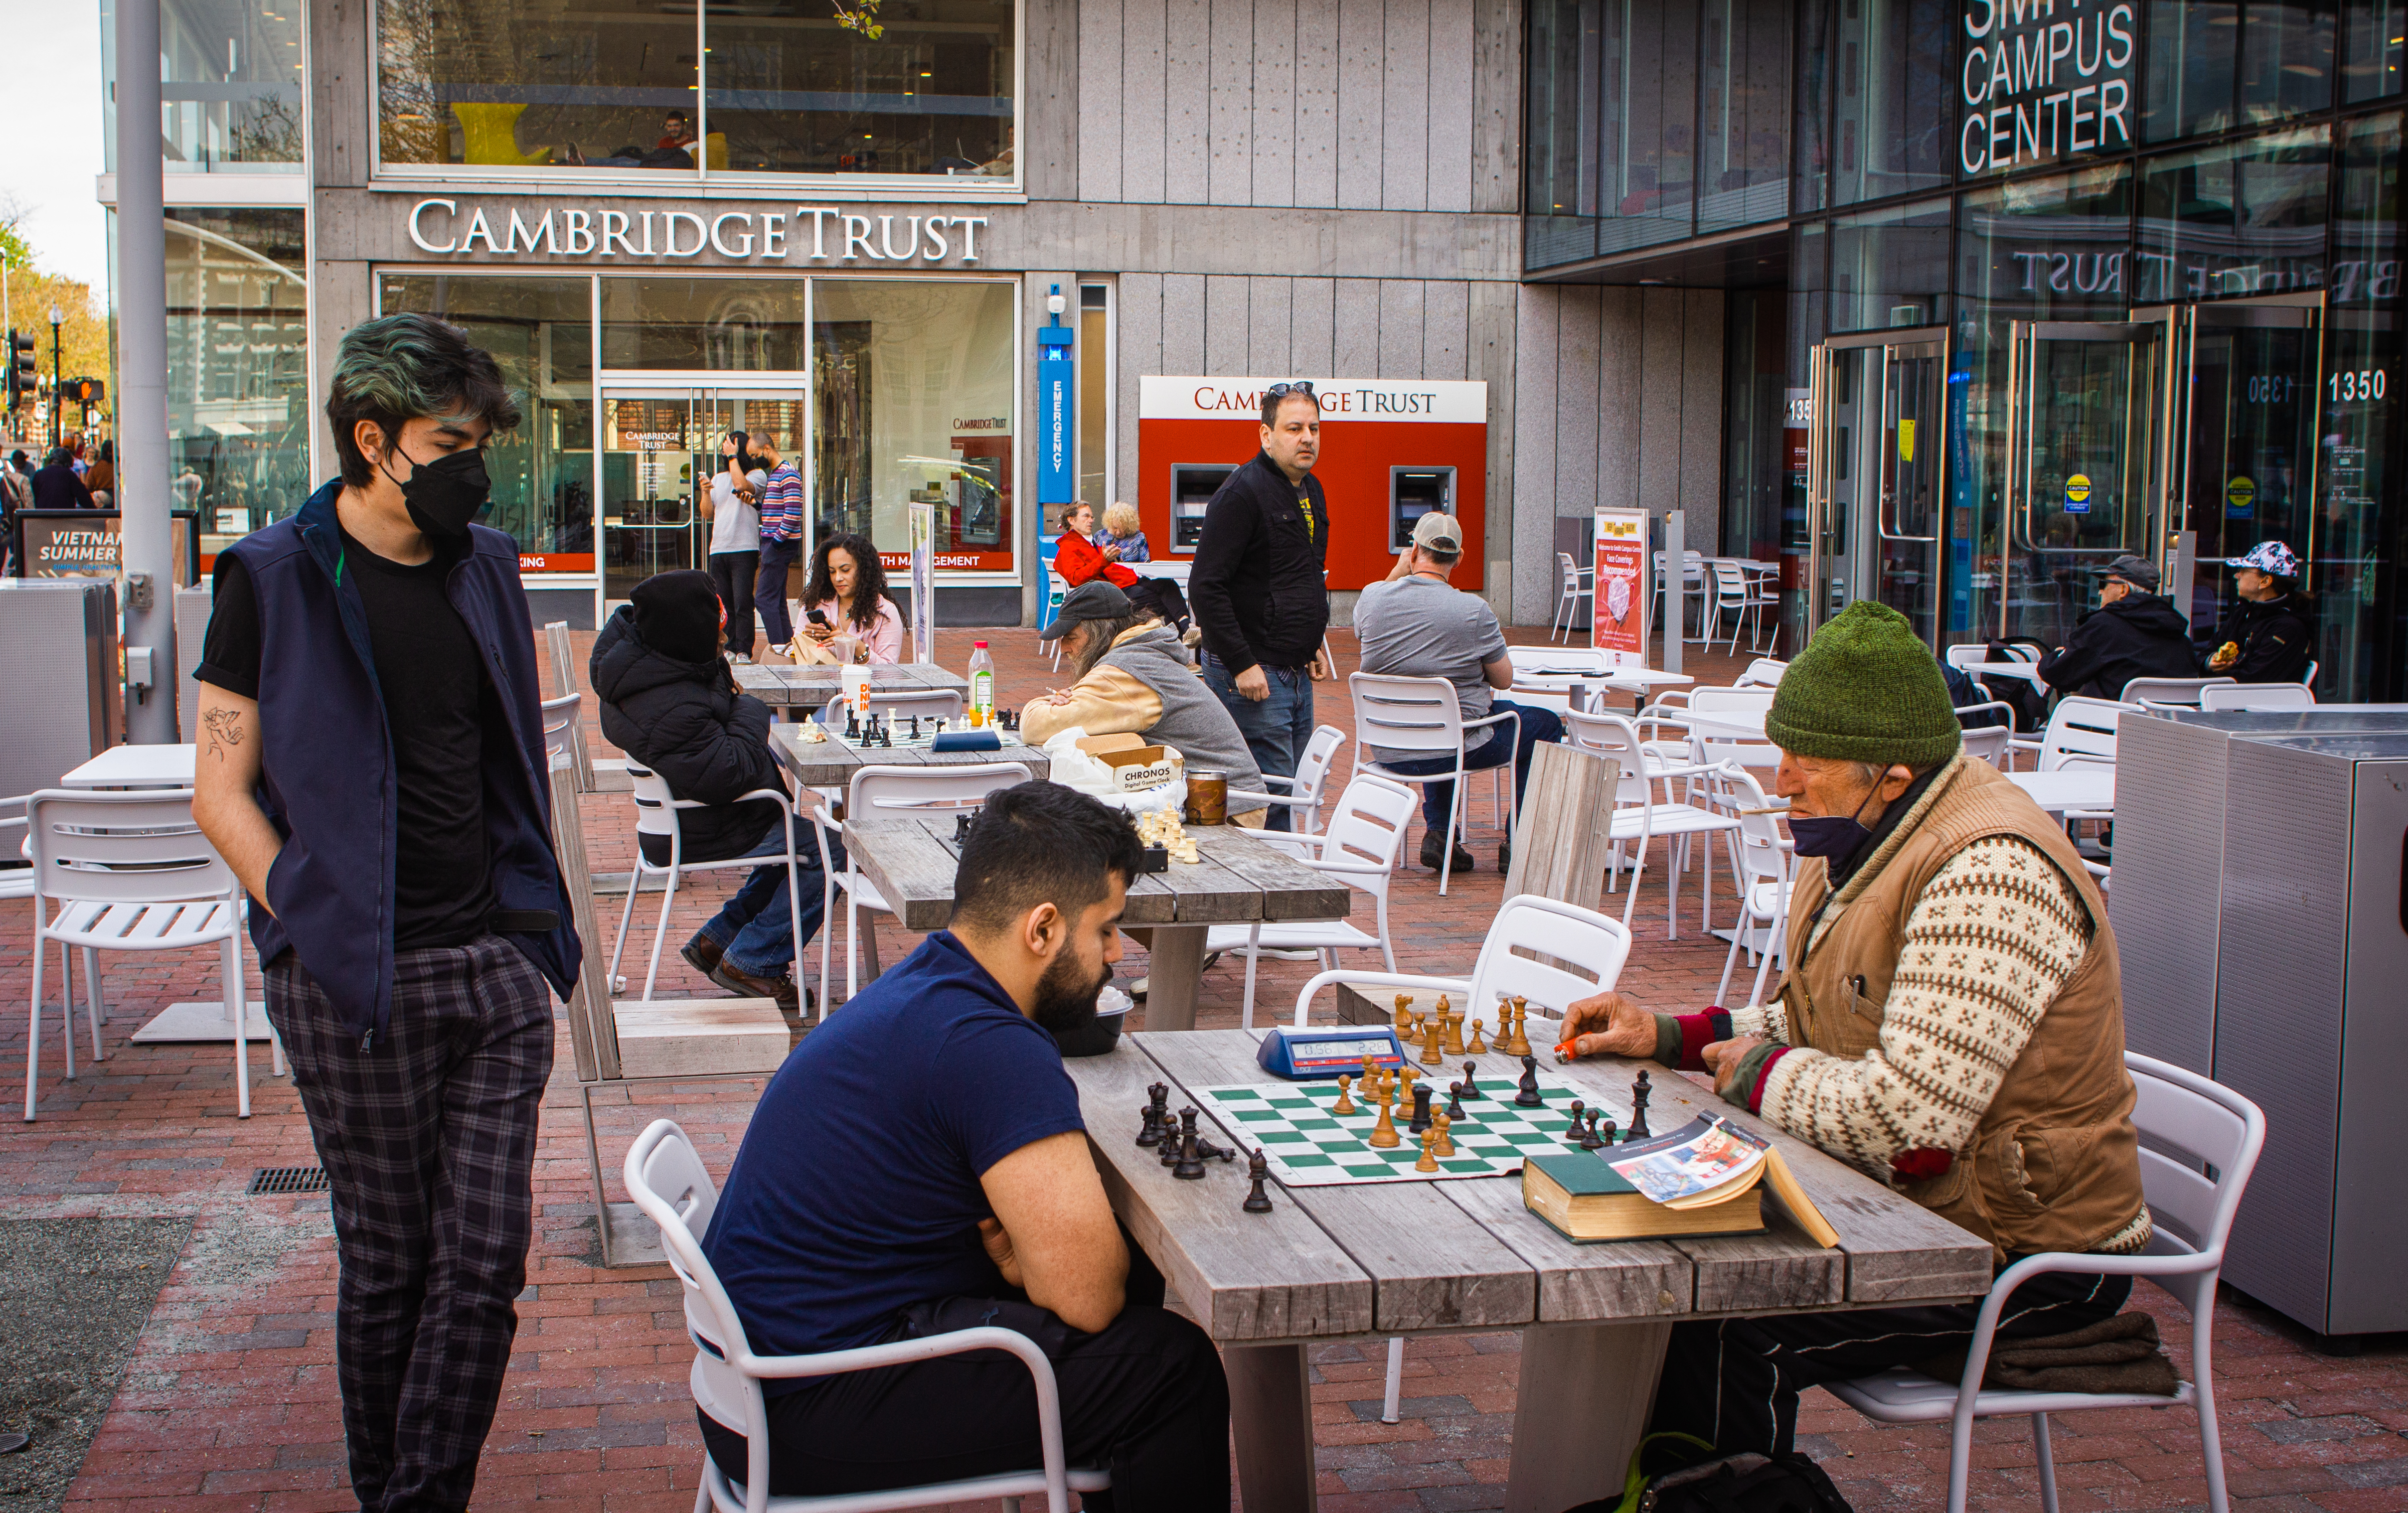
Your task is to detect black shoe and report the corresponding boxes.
[710,959,801,1011]
[681,935,725,977]
[1496,842,1511,873]
[1420,831,1475,873]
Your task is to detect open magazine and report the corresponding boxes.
[1605,1114,1841,1245]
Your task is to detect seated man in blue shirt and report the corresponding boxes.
[700,780,1230,1507]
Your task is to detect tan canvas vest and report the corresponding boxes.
[1774,756,2149,1262]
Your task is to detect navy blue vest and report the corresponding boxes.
[219,481,581,1047]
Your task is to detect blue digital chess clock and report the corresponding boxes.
[1256,1024,1409,1080]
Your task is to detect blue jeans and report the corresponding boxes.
[755,537,801,647]
[1201,654,1316,832]
[695,821,830,977]
[1378,698,1565,833]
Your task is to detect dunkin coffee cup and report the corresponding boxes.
[1186,770,1228,825]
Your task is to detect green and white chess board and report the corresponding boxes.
[1192,1073,1612,1186]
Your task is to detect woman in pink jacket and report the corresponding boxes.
[797,532,905,664]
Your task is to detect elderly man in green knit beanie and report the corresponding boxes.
[1559,601,2152,1465]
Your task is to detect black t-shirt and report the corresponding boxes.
[197,530,498,949]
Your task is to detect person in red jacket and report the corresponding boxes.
[1052,501,1138,590]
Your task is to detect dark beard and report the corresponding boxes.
[1031,949,1110,1036]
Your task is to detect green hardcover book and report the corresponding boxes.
[1521,1151,1766,1243]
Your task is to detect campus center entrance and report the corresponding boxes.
[1804,293,2327,659]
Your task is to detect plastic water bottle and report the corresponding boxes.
[967,641,996,724]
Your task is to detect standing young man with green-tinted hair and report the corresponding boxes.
[191,312,582,1513]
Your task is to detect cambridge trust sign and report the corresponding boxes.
[406,199,991,265]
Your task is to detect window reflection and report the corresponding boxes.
[600,279,810,371]
[168,210,310,562]
[2136,125,2331,300]
[2146,0,2336,141]
[2342,0,2406,100]
[1830,0,1954,206]
[1820,198,1952,334]
[162,0,305,170]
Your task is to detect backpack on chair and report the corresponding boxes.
[1560,1432,1857,1513]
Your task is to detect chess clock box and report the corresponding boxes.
[1077,732,1182,792]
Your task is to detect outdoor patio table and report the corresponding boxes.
[1677,707,1768,742]
[2006,768,2116,814]
[1067,1027,1990,1513]
[59,744,197,789]
[768,718,1054,791]
[734,660,970,717]
[838,816,1348,1029]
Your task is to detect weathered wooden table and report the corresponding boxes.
[838,816,1351,1029]
[1066,1028,1991,1513]
[735,660,969,716]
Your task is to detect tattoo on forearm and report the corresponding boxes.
[202,706,244,761]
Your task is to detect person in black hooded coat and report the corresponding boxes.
[591,569,825,1011]
[2037,554,2201,702]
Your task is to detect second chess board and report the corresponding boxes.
[1190,1074,1611,1186]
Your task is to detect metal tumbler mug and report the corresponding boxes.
[1186,769,1228,825]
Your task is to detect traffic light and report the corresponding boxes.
[62,376,104,406]
[5,330,32,408]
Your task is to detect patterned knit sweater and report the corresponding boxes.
[1655,834,2094,1184]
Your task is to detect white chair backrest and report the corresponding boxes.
[2119,675,2234,707]
[1703,764,1787,888]
[1292,724,1347,808]
[1465,895,1634,1025]
[1350,673,1467,757]
[850,762,1034,827]
[1959,723,2014,768]
[864,687,967,720]
[1315,774,1418,890]
[1998,642,2041,663]
[1690,686,1777,713]
[539,691,582,770]
[1557,552,1582,588]
[1559,710,1654,805]
[1734,658,1787,687]
[2125,1053,2265,1261]
[1712,560,1748,597]
[27,789,236,906]
[2038,697,2131,770]
[623,1120,754,1422]
[624,761,682,845]
[2198,681,2315,711]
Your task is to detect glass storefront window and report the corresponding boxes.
[2343,0,2407,100]
[103,0,305,173]
[2146,0,2337,142]
[1792,0,1832,215]
[1697,0,1792,235]
[2316,112,2402,698]
[1077,284,1110,509]
[373,0,1015,179]
[1597,4,1698,254]
[601,278,810,370]
[810,279,1016,573]
[168,209,310,558]
[2136,124,2331,300]
[377,274,599,570]
[1822,198,1953,334]
[1829,0,1953,206]
[1958,163,2136,319]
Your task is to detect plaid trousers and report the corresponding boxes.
[266,933,555,1513]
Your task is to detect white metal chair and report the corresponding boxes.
[607,762,810,1004]
[1348,673,1519,896]
[540,691,583,770]
[1942,643,1991,673]
[1732,657,1788,688]
[1563,710,1738,939]
[2197,682,2315,711]
[2121,675,2235,707]
[1227,724,1346,835]
[624,1119,1109,1513]
[1550,552,1594,642]
[1829,1053,2265,1513]
[820,762,1033,1003]
[1960,723,2015,768]
[863,687,966,723]
[1208,774,1416,1027]
[1700,763,1792,1007]
[2010,696,2134,771]
[0,794,33,903]
[1708,561,1777,654]
[23,788,274,1122]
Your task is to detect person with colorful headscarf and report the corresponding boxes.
[2198,540,2314,685]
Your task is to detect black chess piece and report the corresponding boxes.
[1242,1149,1274,1213]
[1409,1084,1433,1135]
[1628,1069,1652,1140]
[910,716,922,740]
[1137,1103,1162,1147]
[1162,1107,1195,1167]
[1459,1061,1483,1099]
[1565,1100,1588,1145]
[1445,1081,1466,1121]
[1581,1113,1609,1152]
[1136,1082,1170,1146]
[1515,1054,1543,1108]
[846,708,860,740]
[1173,1127,1207,1180]
[955,812,974,845]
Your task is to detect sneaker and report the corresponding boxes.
[680,935,725,978]
[710,959,801,1010]
[729,651,753,665]
[1496,841,1512,873]
[1419,831,1475,873]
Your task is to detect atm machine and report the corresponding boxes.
[1169,464,1235,554]
[1390,467,1455,550]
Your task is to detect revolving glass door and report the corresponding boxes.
[2177,299,2323,633]
[601,387,808,604]
[1807,334,1947,648]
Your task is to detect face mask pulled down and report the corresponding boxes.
[1788,780,1883,859]
[381,445,493,539]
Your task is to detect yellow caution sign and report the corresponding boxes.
[2064,473,2091,514]
[2226,475,2256,515]
[1898,419,1916,462]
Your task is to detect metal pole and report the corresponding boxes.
[1662,509,1683,678]
[115,0,176,743]
[49,318,61,450]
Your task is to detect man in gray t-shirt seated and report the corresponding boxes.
[1354,513,1564,874]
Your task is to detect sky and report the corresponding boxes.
[1,0,111,297]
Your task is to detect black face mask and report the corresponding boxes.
[382,445,492,539]
[1788,781,1883,859]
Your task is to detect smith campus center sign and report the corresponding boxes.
[1960,0,2137,175]
[406,199,991,265]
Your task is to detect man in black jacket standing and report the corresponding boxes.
[1190,383,1330,831]
[2037,555,2199,701]
[591,570,822,1017]
[2198,539,2315,686]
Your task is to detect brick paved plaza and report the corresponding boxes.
[3,628,2403,1513]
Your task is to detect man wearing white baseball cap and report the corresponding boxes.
[1355,511,1563,873]
[2198,539,2314,685]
